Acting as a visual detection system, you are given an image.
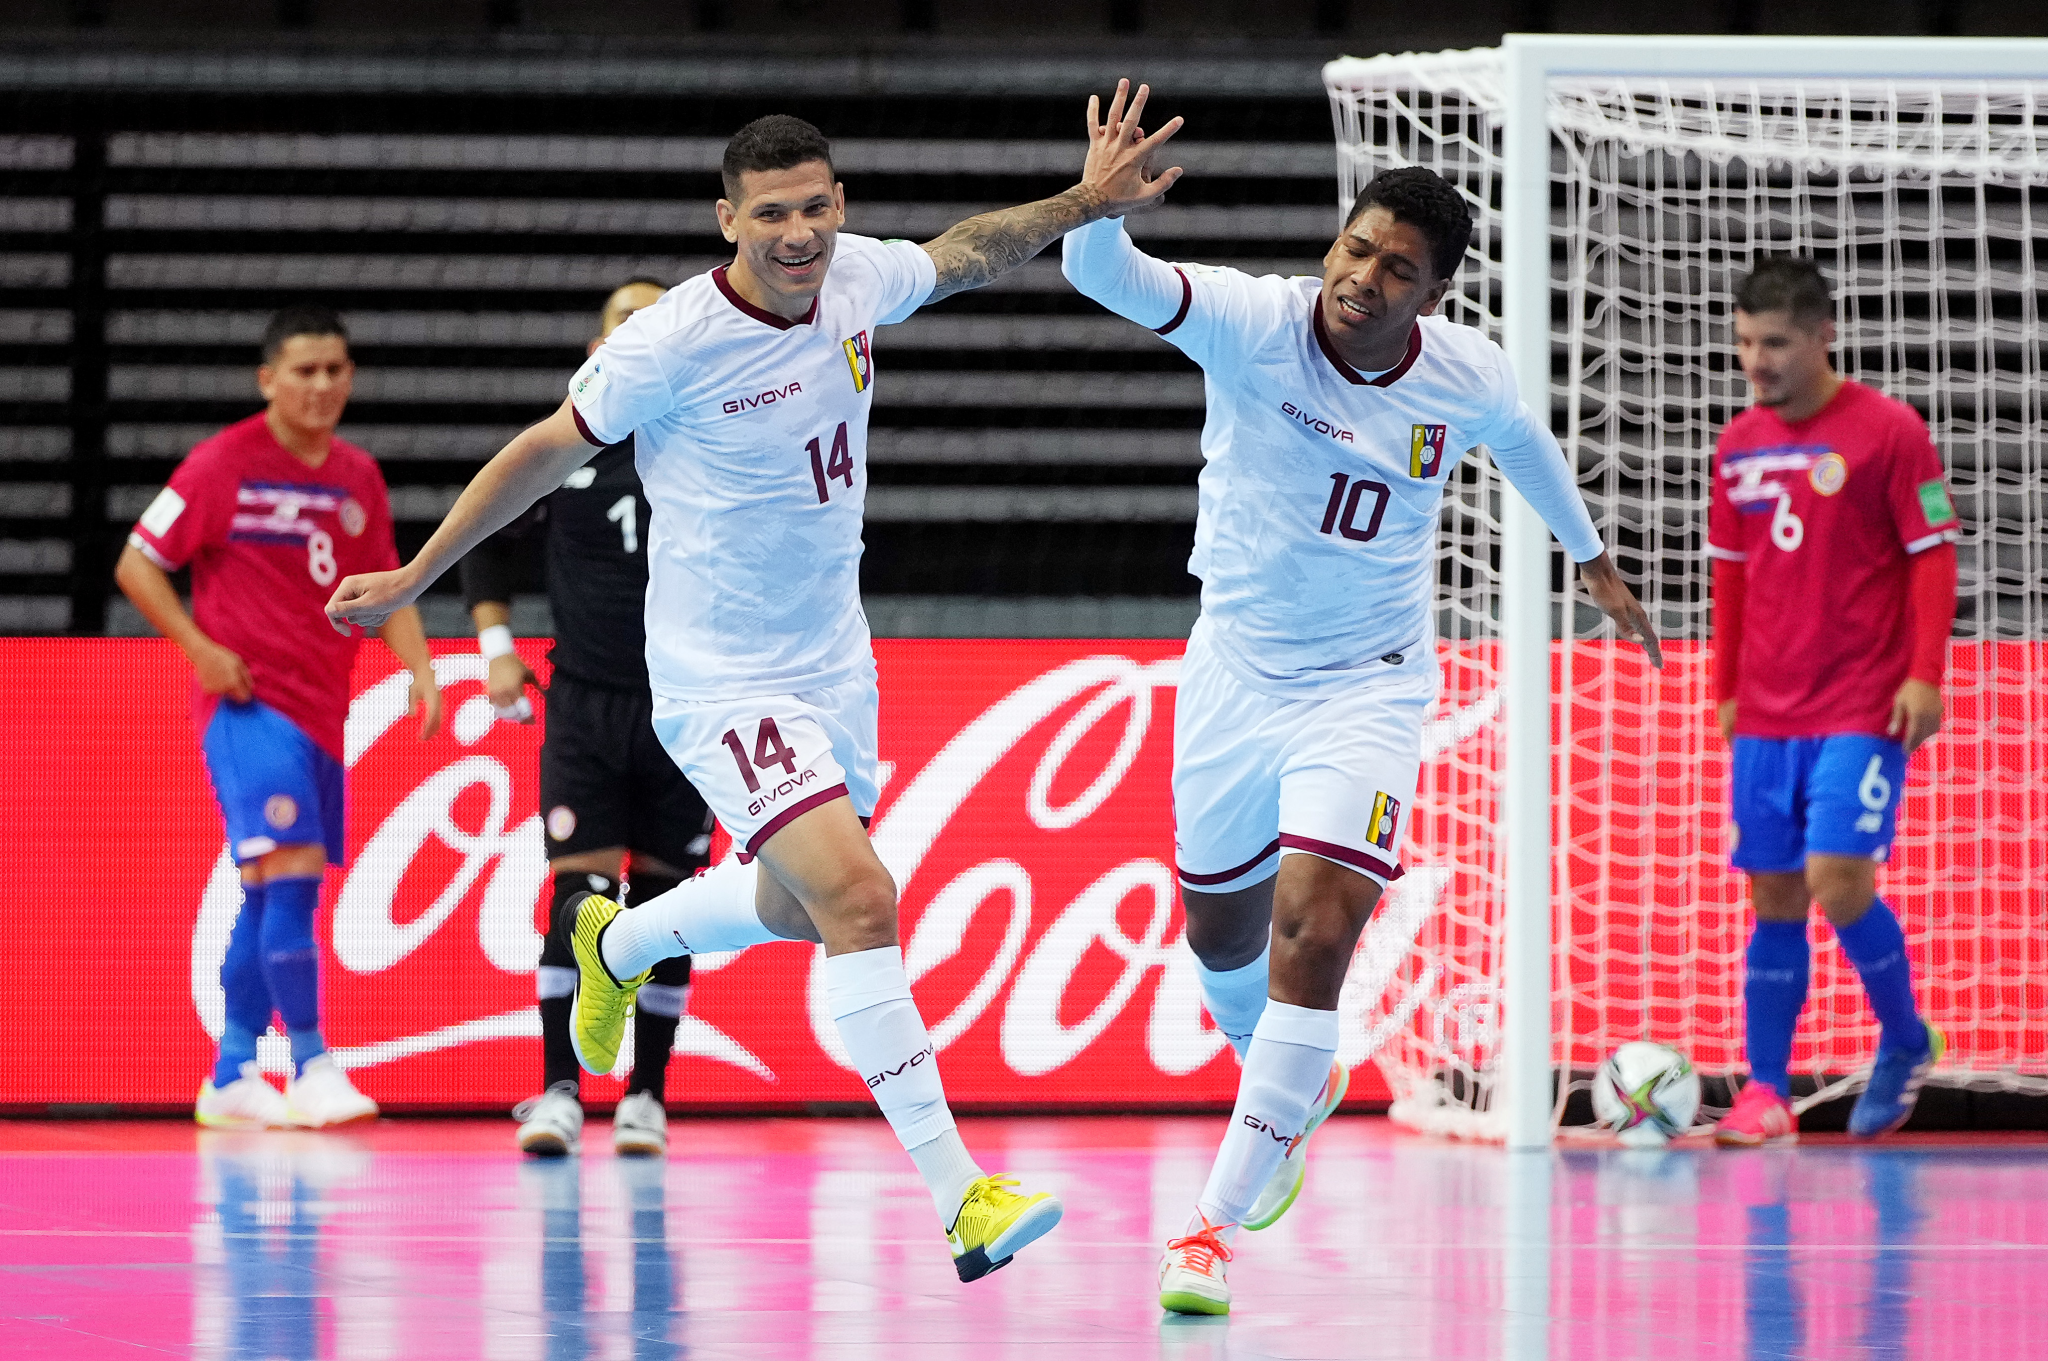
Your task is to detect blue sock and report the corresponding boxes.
[1835,899,1926,1056]
[213,882,274,1088]
[259,876,327,1075]
[1743,920,1810,1098]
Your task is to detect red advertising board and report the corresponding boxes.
[2,637,2040,1114]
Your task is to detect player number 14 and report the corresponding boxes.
[807,422,854,504]
[721,718,798,794]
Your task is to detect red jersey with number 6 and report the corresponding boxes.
[1707,379,1958,739]
[126,413,399,761]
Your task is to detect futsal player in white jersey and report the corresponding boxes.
[1064,165,1665,1315]
[326,85,1183,1285]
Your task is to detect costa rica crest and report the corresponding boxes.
[843,330,872,394]
[1409,423,1448,479]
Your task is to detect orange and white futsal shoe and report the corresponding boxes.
[1158,1215,1234,1316]
[1714,1081,1797,1147]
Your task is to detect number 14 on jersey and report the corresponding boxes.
[807,422,853,504]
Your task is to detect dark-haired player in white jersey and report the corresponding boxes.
[1065,166,1664,1315]
[327,83,1182,1284]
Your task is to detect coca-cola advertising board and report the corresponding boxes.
[3,637,2036,1112]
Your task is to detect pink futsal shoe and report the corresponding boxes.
[1714,1081,1797,1147]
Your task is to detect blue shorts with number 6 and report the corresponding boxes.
[1729,733,1908,874]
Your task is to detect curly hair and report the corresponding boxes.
[722,115,834,202]
[1343,167,1474,282]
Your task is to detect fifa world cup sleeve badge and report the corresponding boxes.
[843,330,872,394]
[1409,424,1447,479]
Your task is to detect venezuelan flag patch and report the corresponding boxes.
[843,329,872,394]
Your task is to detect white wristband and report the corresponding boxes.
[478,624,516,660]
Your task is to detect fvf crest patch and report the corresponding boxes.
[1367,791,1401,851]
[1409,424,1448,479]
[843,330,872,394]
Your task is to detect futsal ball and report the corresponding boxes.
[1592,1041,1702,1148]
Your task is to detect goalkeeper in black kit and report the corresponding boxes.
[462,278,714,1158]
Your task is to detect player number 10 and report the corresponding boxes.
[1319,473,1390,544]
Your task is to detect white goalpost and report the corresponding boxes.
[1327,36,2048,1147]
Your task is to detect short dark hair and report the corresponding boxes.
[721,115,834,201]
[1343,167,1473,281]
[260,305,347,363]
[1733,256,1833,327]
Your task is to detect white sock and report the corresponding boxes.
[1195,944,1270,1060]
[1196,1001,1338,1227]
[908,1130,984,1227]
[824,946,981,1222]
[601,859,778,978]
[637,981,688,1018]
[535,964,576,1000]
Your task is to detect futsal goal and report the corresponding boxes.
[1325,36,2048,1146]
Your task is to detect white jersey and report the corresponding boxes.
[1063,218,1602,695]
[567,234,936,702]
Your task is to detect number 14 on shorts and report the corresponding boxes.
[721,718,799,794]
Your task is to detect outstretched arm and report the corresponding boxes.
[921,79,1184,303]
[1489,412,1666,670]
[325,399,595,634]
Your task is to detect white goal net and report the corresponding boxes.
[1326,47,2048,1138]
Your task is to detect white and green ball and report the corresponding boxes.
[1593,1041,1702,1148]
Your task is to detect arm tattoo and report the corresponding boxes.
[922,186,1105,303]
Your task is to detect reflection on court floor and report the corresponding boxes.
[1,1117,2043,1359]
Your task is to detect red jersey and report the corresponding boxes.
[1707,379,1958,739]
[127,413,399,761]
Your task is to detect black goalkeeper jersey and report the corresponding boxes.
[460,436,650,690]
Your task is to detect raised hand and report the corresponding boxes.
[919,78,1191,303]
[1082,79,1185,217]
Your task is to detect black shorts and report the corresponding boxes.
[540,673,713,871]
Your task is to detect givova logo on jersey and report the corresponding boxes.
[843,329,872,394]
[1409,424,1447,479]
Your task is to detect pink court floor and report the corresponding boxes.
[1,1115,2044,1360]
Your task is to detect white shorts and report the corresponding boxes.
[1173,619,1437,893]
[651,673,880,862]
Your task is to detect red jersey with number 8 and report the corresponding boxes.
[1707,379,1959,739]
[126,412,399,760]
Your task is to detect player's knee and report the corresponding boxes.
[1806,858,1876,925]
[1181,888,1271,971]
[816,866,899,945]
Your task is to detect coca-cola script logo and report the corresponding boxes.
[187,644,1484,1095]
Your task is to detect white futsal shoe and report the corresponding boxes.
[513,1081,584,1157]
[612,1090,668,1158]
[195,1062,292,1129]
[1242,1061,1349,1231]
[285,1055,379,1128]
[1158,1215,1234,1315]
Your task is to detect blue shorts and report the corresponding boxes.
[1729,734,1908,875]
[200,699,346,866]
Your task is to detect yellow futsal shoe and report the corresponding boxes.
[566,893,648,1076]
[1242,1060,1350,1231]
[946,1174,1064,1282]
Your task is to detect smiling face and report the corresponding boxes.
[1733,307,1837,411]
[1319,206,1450,366]
[715,160,845,317]
[257,333,353,437]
